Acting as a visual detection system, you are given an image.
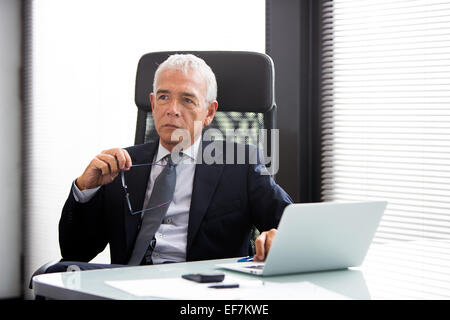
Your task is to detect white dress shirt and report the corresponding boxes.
[72,137,201,264]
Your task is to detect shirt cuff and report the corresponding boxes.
[72,180,100,203]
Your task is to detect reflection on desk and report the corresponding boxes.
[361,239,450,299]
[32,239,450,300]
[104,272,366,300]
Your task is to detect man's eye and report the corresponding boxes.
[158,95,168,100]
[184,98,194,104]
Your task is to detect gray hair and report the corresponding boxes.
[153,54,218,105]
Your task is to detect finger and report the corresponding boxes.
[97,153,119,175]
[95,154,114,175]
[115,149,132,170]
[90,157,110,176]
[254,232,267,262]
[123,149,132,170]
[101,149,124,171]
[264,229,277,257]
[265,234,272,254]
[102,148,132,171]
[113,149,127,170]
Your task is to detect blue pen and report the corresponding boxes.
[237,256,254,262]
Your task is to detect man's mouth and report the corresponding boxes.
[163,124,180,129]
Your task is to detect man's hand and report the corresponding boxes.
[75,148,132,191]
[253,228,277,262]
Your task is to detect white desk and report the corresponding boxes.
[32,240,450,300]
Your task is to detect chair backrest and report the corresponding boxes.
[134,51,277,159]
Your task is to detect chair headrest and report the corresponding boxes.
[135,51,275,113]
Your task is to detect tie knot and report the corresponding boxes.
[166,152,183,167]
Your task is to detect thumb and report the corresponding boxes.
[254,232,267,261]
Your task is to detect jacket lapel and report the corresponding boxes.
[186,141,224,256]
[124,141,159,251]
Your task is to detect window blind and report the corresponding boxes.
[321,0,450,243]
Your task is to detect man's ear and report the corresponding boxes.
[149,93,155,112]
[204,100,218,126]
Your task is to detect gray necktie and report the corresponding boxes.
[128,154,177,265]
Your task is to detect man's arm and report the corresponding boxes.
[72,180,100,203]
[59,186,108,262]
[58,148,132,262]
[254,229,277,261]
[247,147,293,261]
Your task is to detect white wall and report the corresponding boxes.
[26,0,265,298]
[0,0,22,298]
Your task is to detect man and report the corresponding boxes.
[56,54,292,270]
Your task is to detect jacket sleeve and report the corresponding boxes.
[247,146,293,232]
[58,185,108,262]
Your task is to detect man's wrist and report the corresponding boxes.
[72,180,100,203]
[75,177,85,191]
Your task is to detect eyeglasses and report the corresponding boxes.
[121,162,171,216]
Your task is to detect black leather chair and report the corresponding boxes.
[30,51,277,290]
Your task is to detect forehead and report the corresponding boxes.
[155,68,206,97]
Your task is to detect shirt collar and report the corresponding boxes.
[155,136,201,163]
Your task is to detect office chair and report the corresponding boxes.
[134,51,278,254]
[30,51,277,289]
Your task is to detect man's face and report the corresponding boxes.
[150,68,218,151]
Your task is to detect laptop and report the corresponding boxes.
[216,201,386,276]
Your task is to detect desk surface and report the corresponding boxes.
[32,240,450,300]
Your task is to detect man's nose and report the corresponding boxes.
[166,100,180,117]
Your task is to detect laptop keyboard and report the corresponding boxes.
[244,264,265,270]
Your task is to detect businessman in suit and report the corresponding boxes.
[54,54,292,271]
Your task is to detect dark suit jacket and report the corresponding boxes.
[59,140,292,264]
